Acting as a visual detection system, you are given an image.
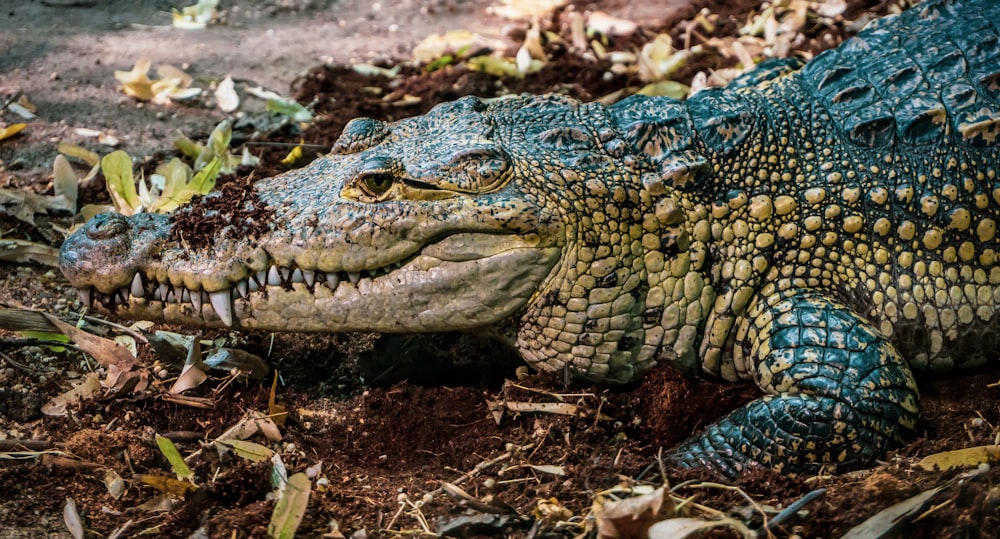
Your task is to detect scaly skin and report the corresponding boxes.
[60,0,1000,476]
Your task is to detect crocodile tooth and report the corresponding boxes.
[267,266,282,286]
[78,288,91,307]
[348,271,360,285]
[256,270,267,285]
[130,273,144,298]
[248,277,260,292]
[236,280,248,298]
[191,290,202,312]
[291,268,304,283]
[181,288,191,303]
[279,266,291,281]
[302,270,315,287]
[209,289,234,327]
[158,283,170,300]
[165,288,175,303]
[152,286,162,301]
[364,269,377,279]
[327,274,340,290]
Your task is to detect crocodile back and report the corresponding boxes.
[698,0,1000,376]
[798,0,1000,148]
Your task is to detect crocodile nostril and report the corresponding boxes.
[85,212,128,240]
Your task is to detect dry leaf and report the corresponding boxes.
[841,487,944,539]
[917,445,1000,471]
[215,75,239,112]
[488,0,567,19]
[648,517,754,539]
[0,123,27,142]
[136,473,198,497]
[114,58,154,100]
[596,487,676,539]
[587,11,639,37]
[42,373,102,416]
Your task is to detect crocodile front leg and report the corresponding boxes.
[668,290,920,477]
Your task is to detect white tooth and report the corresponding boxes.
[165,289,175,303]
[236,280,248,298]
[364,269,377,279]
[158,283,170,300]
[267,266,282,286]
[181,289,190,302]
[326,274,340,290]
[291,268,304,283]
[209,289,234,327]
[130,273,144,297]
[280,267,291,280]
[78,288,91,306]
[191,290,202,312]
[348,271,360,285]
[248,278,260,292]
[256,270,267,284]
[302,270,315,286]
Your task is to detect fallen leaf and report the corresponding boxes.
[136,473,199,497]
[217,439,275,462]
[412,30,504,64]
[52,155,79,210]
[596,487,676,539]
[0,123,27,142]
[172,0,219,29]
[215,75,239,112]
[648,517,754,539]
[268,472,311,539]
[104,468,126,499]
[114,58,154,101]
[41,373,102,417]
[0,239,60,266]
[155,434,195,482]
[841,487,944,539]
[917,445,1000,471]
[587,11,639,37]
[64,498,84,539]
[102,150,140,215]
[488,0,567,20]
[57,143,100,166]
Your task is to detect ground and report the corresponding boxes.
[2,0,1000,538]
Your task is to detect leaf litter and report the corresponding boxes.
[1,0,999,537]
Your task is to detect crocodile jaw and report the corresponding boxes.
[61,216,562,332]
[125,237,558,332]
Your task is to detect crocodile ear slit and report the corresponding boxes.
[644,151,709,193]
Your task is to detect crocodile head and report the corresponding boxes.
[61,94,703,382]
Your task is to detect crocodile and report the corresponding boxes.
[60,0,1000,477]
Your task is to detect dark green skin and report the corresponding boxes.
[61,0,1000,477]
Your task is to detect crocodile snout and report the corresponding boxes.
[60,212,172,295]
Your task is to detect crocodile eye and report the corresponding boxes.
[357,171,395,197]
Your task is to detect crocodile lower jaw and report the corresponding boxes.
[76,238,562,333]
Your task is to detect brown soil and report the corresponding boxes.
[3,0,1000,538]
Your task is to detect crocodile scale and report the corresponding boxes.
[60,0,1000,477]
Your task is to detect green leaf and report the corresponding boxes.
[155,433,195,482]
[425,54,454,72]
[195,120,232,171]
[266,97,313,123]
[217,439,275,462]
[188,156,221,194]
[101,150,140,214]
[174,132,203,160]
[267,472,311,539]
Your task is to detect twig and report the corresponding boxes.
[0,439,52,451]
[764,488,826,533]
